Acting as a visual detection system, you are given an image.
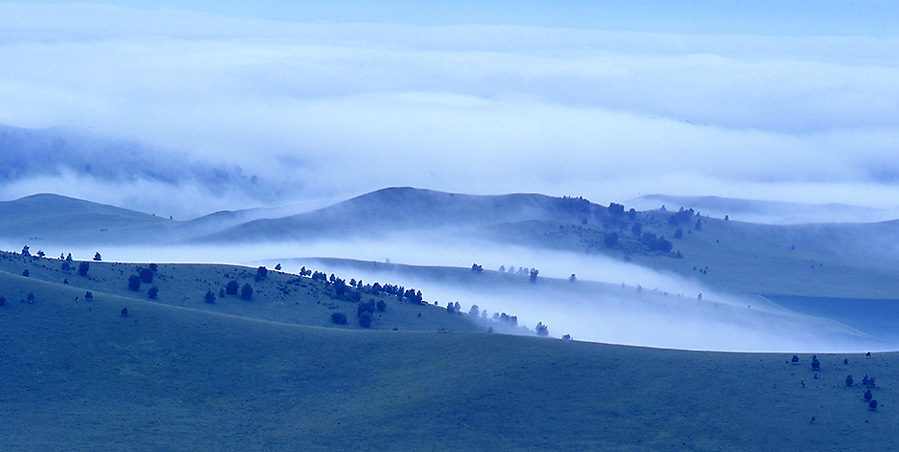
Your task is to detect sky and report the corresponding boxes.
[1,1,898,218]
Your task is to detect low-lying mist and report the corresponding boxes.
[12,235,891,353]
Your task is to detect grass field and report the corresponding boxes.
[2,267,898,451]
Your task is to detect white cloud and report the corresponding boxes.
[0,4,897,215]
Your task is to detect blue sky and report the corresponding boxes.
[51,0,899,35]
[0,2,898,217]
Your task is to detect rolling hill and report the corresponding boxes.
[2,257,897,451]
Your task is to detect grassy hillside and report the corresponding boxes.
[1,267,897,451]
[0,250,481,334]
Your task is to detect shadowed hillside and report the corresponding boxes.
[1,266,897,451]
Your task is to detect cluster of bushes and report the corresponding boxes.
[846,373,879,410]
[639,232,673,253]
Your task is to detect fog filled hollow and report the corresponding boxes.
[14,235,892,353]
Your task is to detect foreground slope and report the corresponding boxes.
[1,268,897,451]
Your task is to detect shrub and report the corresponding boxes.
[869,399,878,411]
[240,283,253,300]
[376,300,387,312]
[562,334,572,340]
[204,290,216,304]
[811,356,821,371]
[128,275,141,291]
[78,261,89,276]
[255,266,268,282]
[147,286,158,299]
[846,375,854,386]
[359,311,373,328]
[85,291,93,300]
[22,269,29,277]
[226,280,239,295]
[94,252,102,261]
[791,355,799,363]
[139,268,154,283]
[535,322,549,337]
[331,312,347,324]
[864,389,873,402]
[21,245,30,257]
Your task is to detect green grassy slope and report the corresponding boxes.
[1,269,897,451]
[0,250,481,334]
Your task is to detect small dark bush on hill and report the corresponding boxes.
[471,263,483,273]
[139,268,154,283]
[529,269,539,283]
[536,322,549,337]
[149,263,158,273]
[22,269,29,277]
[204,290,216,304]
[446,302,455,313]
[146,286,158,299]
[36,250,45,258]
[121,307,128,317]
[792,355,799,363]
[604,232,618,248]
[869,399,878,411]
[128,275,141,291]
[811,355,821,371]
[357,299,375,317]
[274,263,281,271]
[226,280,239,295]
[255,266,267,282]
[94,252,102,261]
[846,375,854,386]
[334,278,347,297]
[85,291,93,300]
[78,261,89,276]
[608,202,625,216]
[241,283,253,300]
[377,300,387,312]
[562,334,572,340]
[359,311,373,328]
[331,312,348,324]
[865,389,873,402]
[21,245,30,256]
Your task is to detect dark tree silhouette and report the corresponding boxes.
[22,269,29,277]
[78,261,89,276]
[275,263,281,271]
[121,307,128,317]
[255,266,268,282]
[147,286,158,299]
[36,250,45,258]
[471,263,483,273]
[846,375,854,386]
[529,268,539,283]
[204,290,216,304]
[869,399,878,411]
[226,280,239,295]
[331,312,347,324]
[128,275,141,291]
[792,355,799,363]
[864,389,873,402]
[240,283,253,300]
[21,245,30,257]
[535,322,549,337]
[376,300,387,312]
[139,268,154,284]
[359,311,373,328]
[94,252,102,261]
[84,291,93,300]
[811,355,821,371]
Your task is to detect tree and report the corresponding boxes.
[78,261,90,276]
[446,302,455,313]
[22,269,29,277]
[469,304,479,317]
[529,269,539,283]
[569,274,577,282]
[128,275,141,291]
[562,334,572,340]
[331,312,347,324]
[21,245,30,257]
[274,263,281,271]
[864,389,873,402]
[255,266,267,282]
[869,399,878,411]
[535,322,549,337]
[791,355,799,364]
[359,311,373,328]
[147,286,158,299]
[84,291,93,300]
[240,283,253,300]
[226,280,239,295]
[376,300,387,312]
[139,268,154,283]
[204,290,216,304]
[36,250,45,258]
[94,252,102,261]
[846,375,854,386]
[471,263,483,273]
[811,355,821,371]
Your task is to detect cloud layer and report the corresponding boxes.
[1,3,898,216]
